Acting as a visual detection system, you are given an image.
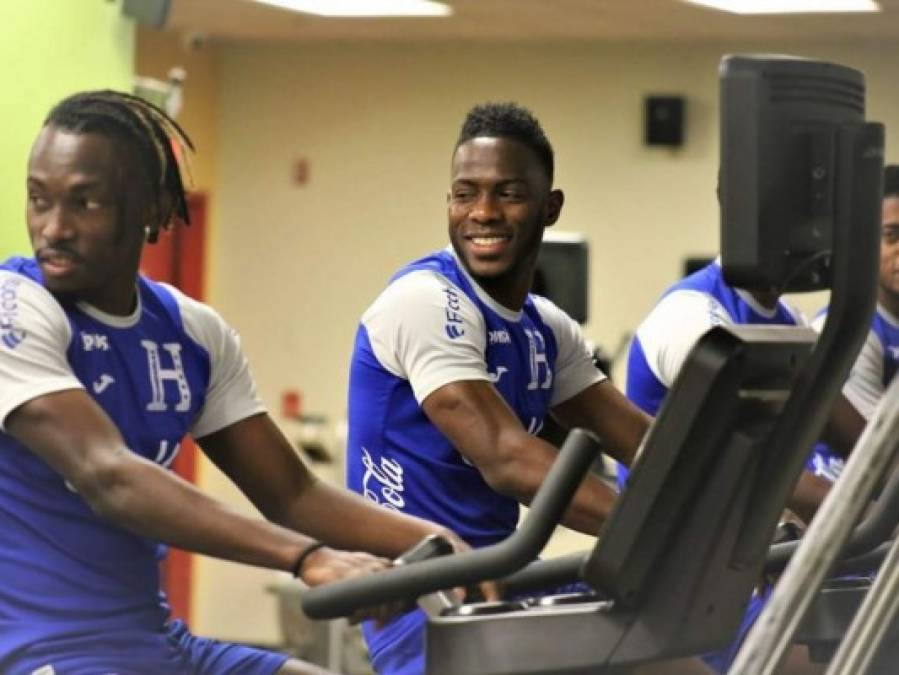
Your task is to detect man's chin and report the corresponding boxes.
[466,260,509,282]
[41,277,86,301]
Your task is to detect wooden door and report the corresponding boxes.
[139,192,207,624]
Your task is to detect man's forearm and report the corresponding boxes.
[487,442,614,536]
[82,452,311,573]
[787,470,830,525]
[276,477,455,557]
[557,472,617,535]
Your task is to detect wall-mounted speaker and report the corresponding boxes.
[645,96,685,147]
[534,233,589,325]
[122,0,171,28]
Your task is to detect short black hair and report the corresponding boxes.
[43,89,194,244]
[455,102,554,182]
[885,165,899,198]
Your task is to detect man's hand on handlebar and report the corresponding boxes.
[298,547,409,624]
[438,530,501,603]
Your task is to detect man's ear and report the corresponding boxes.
[151,192,177,229]
[545,189,565,227]
[142,192,176,244]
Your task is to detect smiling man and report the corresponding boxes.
[345,102,653,675]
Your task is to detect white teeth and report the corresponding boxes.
[472,236,506,245]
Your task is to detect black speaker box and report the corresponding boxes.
[122,0,171,28]
[534,235,589,324]
[645,96,685,147]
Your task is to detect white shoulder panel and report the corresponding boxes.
[530,295,605,406]
[636,289,733,387]
[163,285,266,438]
[842,329,883,420]
[361,270,490,403]
[0,271,82,429]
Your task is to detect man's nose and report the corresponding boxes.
[39,207,74,243]
[470,193,501,222]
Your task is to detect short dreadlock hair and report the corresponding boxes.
[885,165,899,199]
[455,102,555,183]
[43,89,194,244]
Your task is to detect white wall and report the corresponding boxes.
[195,38,899,642]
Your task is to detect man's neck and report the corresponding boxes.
[879,288,899,321]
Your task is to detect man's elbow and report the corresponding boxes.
[70,451,138,520]
[479,457,543,503]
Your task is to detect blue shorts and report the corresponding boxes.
[701,587,771,674]
[364,610,426,675]
[4,620,289,675]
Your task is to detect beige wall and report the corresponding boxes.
[213,39,899,424]
[192,39,899,643]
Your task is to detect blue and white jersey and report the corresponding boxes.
[347,248,602,671]
[622,261,836,485]
[807,304,899,481]
[0,256,264,660]
[813,304,899,420]
[347,248,603,548]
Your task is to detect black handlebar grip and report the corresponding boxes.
[301,429,601,619]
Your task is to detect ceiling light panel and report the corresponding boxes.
[683,0,880,14]
[253,0,453,17]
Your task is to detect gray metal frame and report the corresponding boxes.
[730,375,899,674]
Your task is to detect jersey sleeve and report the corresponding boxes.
[0,272,83,430]
[635,290,733,387]
[810,311,827,333]
[782,301,809,327]
[531,295,605,406]
[811,310,881,419]
[361,270,491,403]
[166,286,266,439]
[841,329,883,420]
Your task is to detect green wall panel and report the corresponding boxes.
[0,0,134,257]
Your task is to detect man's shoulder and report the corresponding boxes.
[663,262,724,298]
[1,256,42,284]
[390,249,458,283]
[0,258,66,319]
[366,255,468,318]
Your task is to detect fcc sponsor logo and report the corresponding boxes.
[443,285,465,340]
[0,277,27,349]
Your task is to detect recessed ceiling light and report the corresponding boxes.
[683,0,880,13]
[252,0,453,17]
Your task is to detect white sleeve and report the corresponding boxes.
[841,330,883,420]
[811,310,881,419]
[361,270,491,403]
[810,311,827,333]
[164,285,266,439]
[635,290,733,387]
[531,295,605,405]
[782,301,809,327]
[0,272,83,429]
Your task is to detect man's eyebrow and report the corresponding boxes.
[27,175,104,190]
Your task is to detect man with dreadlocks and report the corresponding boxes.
[344,101,655,675]
[0,90,477,674]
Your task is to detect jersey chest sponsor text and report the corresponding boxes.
[73,332,200,468]
[360,446,405,511]
[76,332,194,413]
